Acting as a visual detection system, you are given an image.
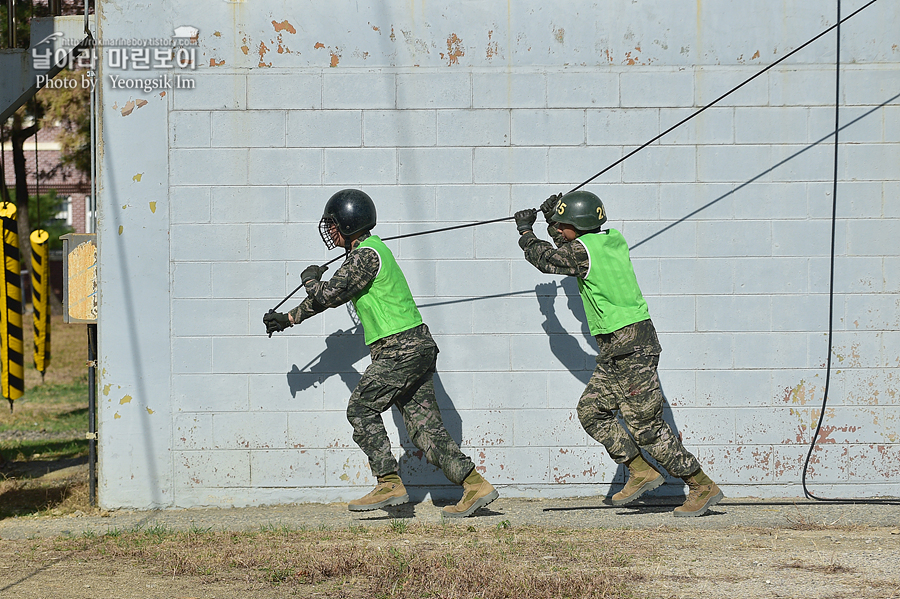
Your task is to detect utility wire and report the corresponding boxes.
[269,0,898,502]
[271,0,883,315]
[801,0,898,505]
[34,98,41,225]
[270,215,518,311]
[570,0,880,193]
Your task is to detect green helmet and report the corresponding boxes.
[553,191,607,231]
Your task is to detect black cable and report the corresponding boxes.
[569,0,881,193]
[269,214,519,311]
[33,98,40,225]
[801,0,895,504]
[271,2,883,314]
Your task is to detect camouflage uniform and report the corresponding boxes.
[289,233,475,485]
[519,224,700,477]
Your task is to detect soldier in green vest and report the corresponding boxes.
[513,191,723,517]
[264,189,499,518]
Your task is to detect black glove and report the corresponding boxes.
[540,193,562,223]
[514,209,537,234]
[301,264,329,286]
[263,310,292,336]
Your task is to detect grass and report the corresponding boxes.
[0,437,87,462]
[0,310,92,519]
[0,311,89,432]
[42,522,645,598]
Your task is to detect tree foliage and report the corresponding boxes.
[29,189,74,251]
[39,71,91,177]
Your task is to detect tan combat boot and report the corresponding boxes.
[348,473,409,512]
[442,469,499,518]
[673,470,724,517]
[610,454,664,506]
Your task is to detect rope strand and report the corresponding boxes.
[569,0,880,193]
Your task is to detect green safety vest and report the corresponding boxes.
[575,229,651,335]
[352,236,424,345]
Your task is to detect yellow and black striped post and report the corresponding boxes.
[31,229,51,377]
[0,204,24,410]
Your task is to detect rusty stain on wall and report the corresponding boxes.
[553,25,565,44]
[146,407,154,415]
[120,98,148,117]
[118,226,123,235]
[258,41,272,67]
[209,58,225,66]
[132,173,142,182]
[272,19,296,34]
[442,33,464,66]
[120,395,132,405]
[486,30,499,60]
[271,20,296,55]
[149,202,157,213]
[782,379,817,405]
[623,46,646,65]
[788,408,808,443]
[241,35,250,55]
[833,342,862,367]
[314,42,341,66]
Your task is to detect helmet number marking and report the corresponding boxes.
[557,202,566,215]
[597,206,604,220]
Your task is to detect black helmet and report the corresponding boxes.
[318,189,377,249]
[553,190,607,232]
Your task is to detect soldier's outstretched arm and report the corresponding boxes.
[518,231,588,277]
[301,248,379,309]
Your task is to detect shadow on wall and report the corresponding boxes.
[287,324,367,397]
[535,278,686,501]
[284,321,466,501]
[389,374,465,503]
[279,278,691,503]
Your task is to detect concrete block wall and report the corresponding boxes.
[96,0,899,508]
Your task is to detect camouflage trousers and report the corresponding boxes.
[346,342,474,485]
[576,352,700,478]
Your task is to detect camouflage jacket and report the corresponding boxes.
[518,223,661,361]
[288,232,438,359]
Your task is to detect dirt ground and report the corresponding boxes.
[0,526,898,598]
[1,462,898,598]
[1,489,898,599]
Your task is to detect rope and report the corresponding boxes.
[270,215,517,311]
[569,0,880,193]
[270,3,883,313]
